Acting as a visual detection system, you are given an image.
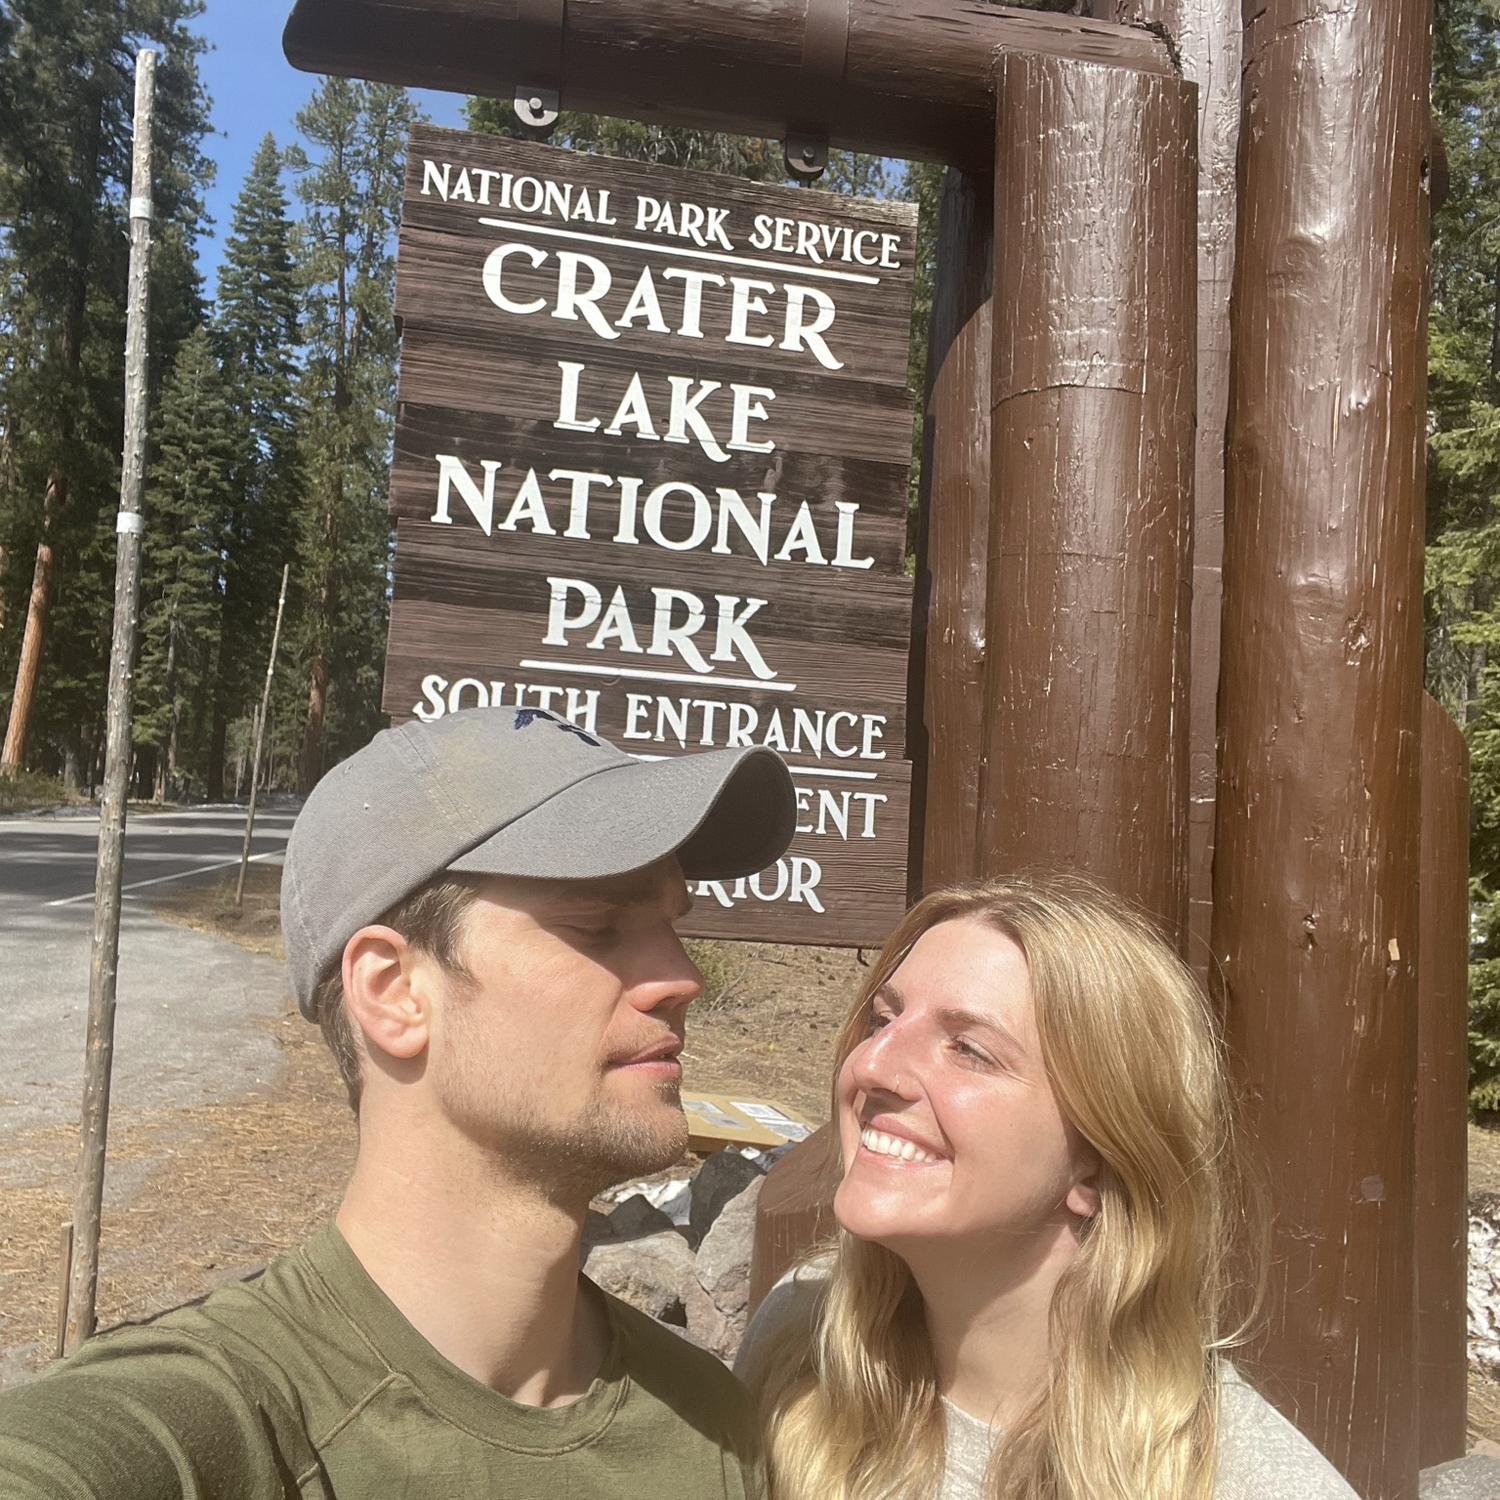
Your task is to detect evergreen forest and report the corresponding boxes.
[1,3,1499,1098]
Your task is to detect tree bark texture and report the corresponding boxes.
[1210,0,1432,1491]
[2,498,63,771]
[1416,694,1470,1469]
[1086,0,1241,978]
[978,53,1196,936]
[283,0,1174,169]
[65,50,156,1354]
[913,169,992,892]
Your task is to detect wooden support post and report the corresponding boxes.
[912,169,992,892]
[1416,693,1470,1467]
[978,53,1196,931]
[748,1123,840,1315]
[1211,0,1432,1490]
[64,49,156,1356]
[1085,0,1241,978]
[235,564,290,913]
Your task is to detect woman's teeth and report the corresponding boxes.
[860,1127,939,1164]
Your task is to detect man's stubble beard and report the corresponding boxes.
[442,1052,688,1203]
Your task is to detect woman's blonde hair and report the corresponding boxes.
[749,872,1259,1500]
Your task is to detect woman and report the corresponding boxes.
[735,874,1358,1500]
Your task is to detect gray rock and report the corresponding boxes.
[689,1149,763,1246]
[1421,1456,1500,1499]
[581,1209,615,1253]
[585,1229,696,1326]
[683,1277,734,1362]
[694,1176,764,1356]
[606,1192,679,1243]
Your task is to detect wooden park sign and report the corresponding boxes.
[383,125,918,945]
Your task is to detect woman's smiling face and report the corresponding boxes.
[833,916,1099,1257]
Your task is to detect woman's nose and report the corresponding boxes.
[848,1021,922,1101]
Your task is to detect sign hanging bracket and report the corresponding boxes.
[512,0,565,134]
[785,0,849,180]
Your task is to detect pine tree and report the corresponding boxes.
[287,79,417,792]
[202,134,301,799]
[136,326,236,799]
[0,0,212,776]
[1424,0,1500,1106]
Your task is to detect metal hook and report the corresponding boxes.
[784,0,849,181]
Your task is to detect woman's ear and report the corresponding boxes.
[1066,1173,1102,1222]
[1065,1140,1103,1221]
[342,925,430,1063]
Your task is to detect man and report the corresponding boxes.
[0,705,796,1497]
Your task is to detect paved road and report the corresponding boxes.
[0,805,297,1142]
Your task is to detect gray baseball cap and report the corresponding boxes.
[281,706,796,1016]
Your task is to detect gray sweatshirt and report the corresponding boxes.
[737,1267,1361,1500]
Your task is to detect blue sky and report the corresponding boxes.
[192,2,466,291]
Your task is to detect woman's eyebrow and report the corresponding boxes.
[932,1005,1026,1055]
[872,980,904,1011]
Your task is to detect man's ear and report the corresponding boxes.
[342,925,430,1062]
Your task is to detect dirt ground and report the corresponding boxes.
[7,870,1500,1451]
[0,866,864,1377]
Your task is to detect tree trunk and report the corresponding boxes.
[2,470,66,771]
[62,731,82,798]
[1,83,105,774]
[207,692,228,801]
[299,654,328,794]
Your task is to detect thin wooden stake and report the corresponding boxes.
[235,564,290,912]
[65,49,156,1356]
[54,1223,74,1359]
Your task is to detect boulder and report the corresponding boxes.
[694,1176,764,1357]
[689,1149,764,1247]
[585,1229,696,1326]
[607,1192,680,1243]
[1419,1456,1500,1499]
[1472,1198,1500,1378]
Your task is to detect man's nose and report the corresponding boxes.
[630,928,704,1013]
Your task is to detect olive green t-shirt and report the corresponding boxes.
[0,1225,763,1499]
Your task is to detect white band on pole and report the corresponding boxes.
[116,512,145,536]
[129,196,154,222]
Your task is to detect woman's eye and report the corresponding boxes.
[952,1038,994,1066]
[868,1011,892,1033]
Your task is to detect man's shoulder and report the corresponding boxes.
[593,1282,755,1426]
[0,1232,373,1499]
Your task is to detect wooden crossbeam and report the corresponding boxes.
[282,0,1177,167]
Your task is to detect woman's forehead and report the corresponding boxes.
[888,917,1035,1026]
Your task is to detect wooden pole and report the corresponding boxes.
[1416,693,1471,1467]
[235,564,290,913]
[977,53,1196,933]
[63,49,156,1355]
[912,169,993,893]
[283,0,1175,169]
[1085,0,1241,978]
[1210,0,1431,1489]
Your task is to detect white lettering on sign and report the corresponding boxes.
[542,576,778,683]
[478,243,845,371]
[427,455,874,571]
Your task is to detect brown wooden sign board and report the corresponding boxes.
[384,125,917,946]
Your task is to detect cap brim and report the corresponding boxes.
[447,746,796,883]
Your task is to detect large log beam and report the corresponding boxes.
[283,0,1176,168]
[977,52,1196,934]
